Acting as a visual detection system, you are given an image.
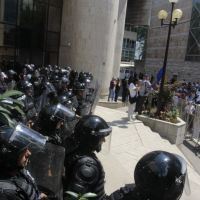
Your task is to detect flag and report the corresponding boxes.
[157,67,163,84]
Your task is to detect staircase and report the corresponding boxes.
[95,105,200,199]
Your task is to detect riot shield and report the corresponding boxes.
[90,80,101,114]
[28,143,65,200]
[76,102,92,116]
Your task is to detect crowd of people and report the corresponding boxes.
[108,72,152,121]
[0,64,190,200]
[108,72,200,126]
[172,80,200,136]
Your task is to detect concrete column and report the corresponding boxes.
[112,0,128,79]
[59,0,126,94]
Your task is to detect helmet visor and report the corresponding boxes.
[101,132,112,154]
[94,126,112,137]
[3,123,47,152]
[53,104,76,120]
[176,154,191,196]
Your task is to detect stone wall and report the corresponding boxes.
[145,0,200,81]
[126,0,152,25]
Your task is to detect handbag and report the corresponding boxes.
[129,95,137,104]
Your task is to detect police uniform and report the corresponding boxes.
[65,152,106,200]
[0,169,40,200]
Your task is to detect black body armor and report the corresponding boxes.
[65,153,106,200]
[23,96,37,121]
[109,184,140,200]
[0,169,40,200]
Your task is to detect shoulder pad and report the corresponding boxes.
[110,184,135,200]
[121,184,135,194]
[73,156,100,185]
[76,156,99,167]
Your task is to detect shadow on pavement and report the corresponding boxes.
[183,140,200,157]
[108,117,143,129]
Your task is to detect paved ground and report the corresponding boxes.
[94,105,200,200]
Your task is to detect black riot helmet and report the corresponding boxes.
[8,69,17,76]
[61,76,69,85]
[74,115,112,152]
[0,71,8,80]
[37,104,75,136]
[74,81,85,91]
[134,151,190,200]
[25,64,34,73]
[7,69,17,82]
[22,80,34,96]
[0,123,47,170]
[59,94,73,110]
[73,81,86,100]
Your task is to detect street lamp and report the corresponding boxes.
[157,0,183,114]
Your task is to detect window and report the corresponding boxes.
[2,0,18,24]
[122,24,148,61]
[186,0,200,62]
[0,0,63,66]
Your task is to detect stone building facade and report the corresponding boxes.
[145,0,200,81]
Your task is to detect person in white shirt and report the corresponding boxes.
[128,79,138,121]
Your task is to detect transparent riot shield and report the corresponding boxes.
[28,143,65,200]
[90,80,101,114]
[76,102,92,116]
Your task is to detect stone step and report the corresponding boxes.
[95,105,200,199]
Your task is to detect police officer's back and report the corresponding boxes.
[109,151,190,200]
[64,115,112,200]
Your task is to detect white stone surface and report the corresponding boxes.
[112,0,128,79]
[94,105,200,199]
[59,0,127,94]
[137,115,186,145]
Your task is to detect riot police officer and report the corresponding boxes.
[109,151,190,200]
[73,81,91,116]
[6,69,17,90]
[0,123,48,200]
[21,81,38,124]
[34,103,76,145]
[64,115,112,200]
[0,71,8,94]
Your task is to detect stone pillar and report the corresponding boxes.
[112,0,128,79]
[59,0,126,94]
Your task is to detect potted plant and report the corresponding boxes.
[0,90,25,127]
[137,84,186,145]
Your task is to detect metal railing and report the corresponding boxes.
[177,99,200,155]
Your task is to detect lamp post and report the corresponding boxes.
[157,0,183,114]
